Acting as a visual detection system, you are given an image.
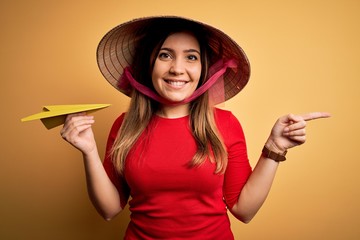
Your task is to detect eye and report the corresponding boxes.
[187,55,198,61]
[158,51,172,60]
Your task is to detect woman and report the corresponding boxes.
[61,16,329,239]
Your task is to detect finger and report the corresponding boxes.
[65,115,94,127]
[289,135,306,145]
[61,117,94,137]
[284,118,306,132]
[64,112,93,125]
[300,112,331,122]
[70,124,93,135]
[283,128,306,137]
[62,124,93,141]
[68,118,95,131]
[283,113,304,124]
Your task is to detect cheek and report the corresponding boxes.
[152,60,166,78]
[151,63,166,93]
[189,64,202,83]
[151,73,160,91]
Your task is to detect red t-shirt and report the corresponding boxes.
[103,108,252,239]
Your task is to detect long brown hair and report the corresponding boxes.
[111,21,228,174]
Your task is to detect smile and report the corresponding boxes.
[164,79,189,87]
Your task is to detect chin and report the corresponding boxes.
[162,94,189,103]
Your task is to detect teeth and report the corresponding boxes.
[166,80,186,86]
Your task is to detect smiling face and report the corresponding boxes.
[151,32,202,104]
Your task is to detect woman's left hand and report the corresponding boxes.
[266,112,331,153]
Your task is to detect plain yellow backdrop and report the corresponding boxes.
[1,0,359,239]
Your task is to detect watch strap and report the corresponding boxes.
[262,145,287,162]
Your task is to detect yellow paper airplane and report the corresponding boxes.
[21,104,111,129]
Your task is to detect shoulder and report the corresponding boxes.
[213,108,246,143]
[214,107,232,118]
[113,112,126,126]
[214,108,239,125]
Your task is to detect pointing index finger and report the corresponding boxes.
[300,112,331,121]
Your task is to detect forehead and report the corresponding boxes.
[161,31,200,50]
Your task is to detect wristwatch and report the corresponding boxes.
[262,146,287,162]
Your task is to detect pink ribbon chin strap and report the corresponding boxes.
[121,59,237,106]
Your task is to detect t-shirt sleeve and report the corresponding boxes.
[219,111,252,209]
[103,113,130,209]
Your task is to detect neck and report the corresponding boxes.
[157,103,190,118]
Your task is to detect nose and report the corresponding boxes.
[169,59,185,75]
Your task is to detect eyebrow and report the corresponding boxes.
[160,47,200,55]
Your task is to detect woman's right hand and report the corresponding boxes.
[60,112,96,155]
[61,113,123,219]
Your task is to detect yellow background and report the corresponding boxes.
[1,0,359,239]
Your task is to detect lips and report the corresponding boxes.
[164,79,189,87]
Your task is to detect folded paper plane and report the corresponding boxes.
[21,104,111,129]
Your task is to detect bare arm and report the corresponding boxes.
[61,113,123,220]
[230,112,331,223]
